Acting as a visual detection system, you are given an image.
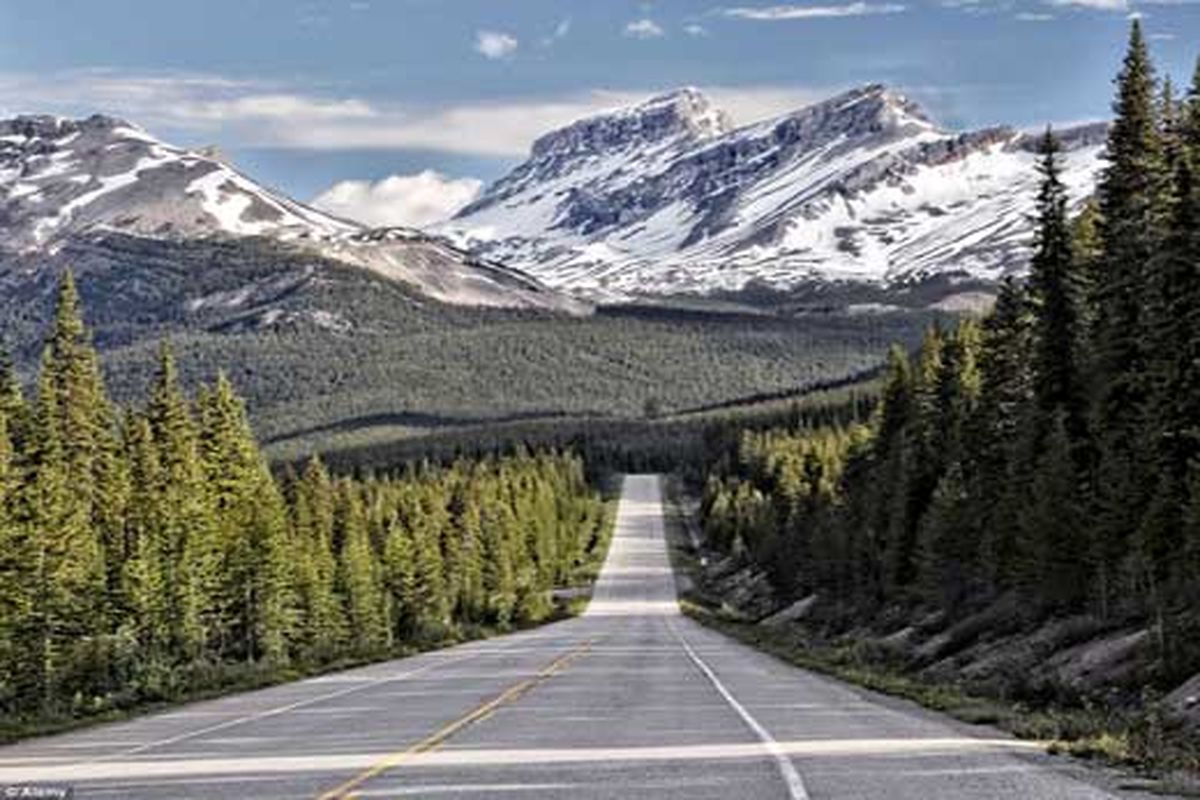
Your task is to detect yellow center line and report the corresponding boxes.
[315,638,597,800]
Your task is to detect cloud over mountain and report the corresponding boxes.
[312,171,483,228]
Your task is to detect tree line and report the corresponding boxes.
[702,23,1200,682]
[0,273,606,721]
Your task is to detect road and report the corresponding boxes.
[0,475,1153,799]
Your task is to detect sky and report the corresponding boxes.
[0,0,1197,226]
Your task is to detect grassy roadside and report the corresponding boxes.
[660,477,1200,797]
[0,492,619,747]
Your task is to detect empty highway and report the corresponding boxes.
[0,475,1157,799]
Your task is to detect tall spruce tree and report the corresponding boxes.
[1028,128,1087,448]
[146,344,218,659]
[336,484,390,655]
[290,457,345,663]
[25,274,114,707]
[0,401,33,711]
[1137,58,1200,603]
[121,413,172,659]
[1091,20,1168,616]
[197,374,292,663]
[886,326,944,592]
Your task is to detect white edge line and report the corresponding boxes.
[671,621,811,800]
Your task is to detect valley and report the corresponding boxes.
[0,8,1198,798]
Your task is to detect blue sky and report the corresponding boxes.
[1,1,1196,224]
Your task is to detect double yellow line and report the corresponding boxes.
[316,639,595,800]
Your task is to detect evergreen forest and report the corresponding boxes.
[0,273,608,731]
[702,23,1200,688]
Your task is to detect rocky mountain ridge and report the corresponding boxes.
[444,85,1107,301]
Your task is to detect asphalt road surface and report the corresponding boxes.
[0,475,1159,799]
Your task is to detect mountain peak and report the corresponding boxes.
[773,83,937,138]
[0,111,358,251]
[633,87,731,135]
[529,87,731,160]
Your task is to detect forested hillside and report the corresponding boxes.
[0,237,928,456]
[702,23,1200,695]
[0,275,608,732]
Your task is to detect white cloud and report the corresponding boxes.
[311,171,483,228]
[178,94,376,121]
[624,18,666,38]
[0,68,836,158]
[474,30,519,59]
[1046,0,1128,8]
[1148,30,1176,38]
[1039,0,1199,12]
[722,3,907,19]
[1016,10,1056,18]
[684,23,711,35]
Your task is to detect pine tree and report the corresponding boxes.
[24,274,116,708]
[121,414,172,659]
[0,347,29,451]
[290,457,345,663]
[0,401,34,712]
[1021,416,1090,612]
[865,346,914,601]
[336,484,390,655]
[1028,128,1087,448]
[197,374,292,663]
[886,327,944,592]
[480,483,518,625]
[146,344,218,660]
[936,320,983,461]
[1137,60,1200,608]
[966,280,1037,594]
[449,480,486,622]
[915,322,983,604]
[1091,20,1168,616]
[410,502,450,632]
[382,517,418,637]
[918,462,975,608]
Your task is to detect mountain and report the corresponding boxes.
[0,112,924,456]
[0,113,581,313]
[443,85,1107,300]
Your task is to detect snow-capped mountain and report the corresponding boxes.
[443,85,1107,299]
[0,114,580,313]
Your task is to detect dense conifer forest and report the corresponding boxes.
[0,275,608,731]
[701,23,1200,687]
[0,241,930,457]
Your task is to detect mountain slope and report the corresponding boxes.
[0,113,580,313]
[443,85,1106,299]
